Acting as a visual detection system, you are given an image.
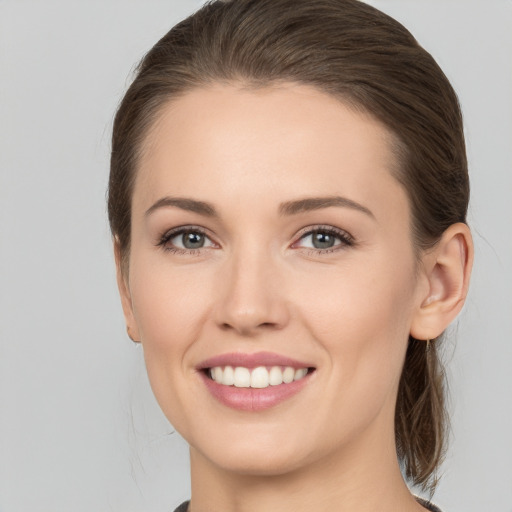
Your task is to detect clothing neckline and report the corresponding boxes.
[173,496,443,512]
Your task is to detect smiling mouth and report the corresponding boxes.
[204,366,315,389]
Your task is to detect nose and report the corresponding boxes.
[213,245,290,336]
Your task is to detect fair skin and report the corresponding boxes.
[116,83,473,512]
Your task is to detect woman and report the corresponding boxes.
[108,1,473,511]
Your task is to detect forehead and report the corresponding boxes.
[134,82,405,220]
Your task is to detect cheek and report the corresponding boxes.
[128,254,214,387]
[282,259,417,449]
[128,260,217,430]
[130,256,212,344]
[294,255,416,395]
[297,254,415,330]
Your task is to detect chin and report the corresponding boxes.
[191,432,312,477]
[211,450,308,477]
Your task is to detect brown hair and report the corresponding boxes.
[108,0,468,493]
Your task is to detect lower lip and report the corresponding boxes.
[200,371,313,412]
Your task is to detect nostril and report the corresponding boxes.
[218,321,277,335]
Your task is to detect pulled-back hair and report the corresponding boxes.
[108,0,468,493]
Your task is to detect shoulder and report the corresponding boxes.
[174,498,444,512]
[172,501,190,512]
[416,496,444,512]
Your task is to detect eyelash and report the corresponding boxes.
[293,225,354,254]
[156,225,355,255]
[156,225,213,255]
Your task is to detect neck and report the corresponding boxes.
[188,419,426,512]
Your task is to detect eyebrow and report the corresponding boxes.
[145,197,217,217]
[278,196,375,218]
[145,195,374,219]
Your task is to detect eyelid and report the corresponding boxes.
[291,224,355,250]
[156,225,218,252]
[156,224,354,254]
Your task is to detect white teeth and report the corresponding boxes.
[222,365,235,386]
[213,366,223,383]
[233,367,251,388]
[282,367,295,383]
[269,366,283,386]
[250,366,269,388]
[294,368,308,380]
[209,365,310,388]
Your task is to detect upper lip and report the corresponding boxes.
[197,351,314,370]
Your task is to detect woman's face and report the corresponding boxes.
[121,83,429,475]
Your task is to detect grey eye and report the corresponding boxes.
[298,230,342,250]
[310,231,337,249]
[165,230,215,250]
[178,231,206,249]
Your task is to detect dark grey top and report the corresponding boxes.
[173,502,190,512]
[416,497,443,512]
[173,497,442,511]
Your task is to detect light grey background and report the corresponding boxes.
[0,1,510,511]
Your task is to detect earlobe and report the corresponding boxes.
[410,223,473,340]
[114,241,141,343]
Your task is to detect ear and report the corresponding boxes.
[114,240,141,343]
[410,222,473,340]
